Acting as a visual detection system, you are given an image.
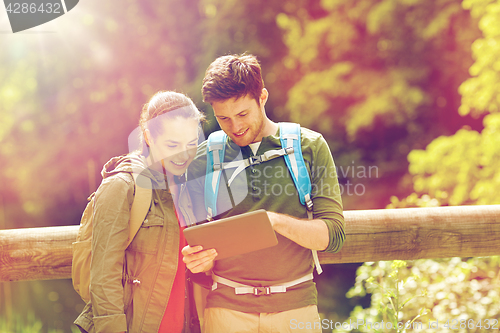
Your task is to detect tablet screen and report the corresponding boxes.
[183,209,278,260]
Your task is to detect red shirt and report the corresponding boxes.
[158,209,187,332]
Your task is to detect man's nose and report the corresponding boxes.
[231,118,244,132]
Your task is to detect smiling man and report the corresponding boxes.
[183,54,345,333]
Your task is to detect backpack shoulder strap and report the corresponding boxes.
[279,122,322,274]
[204,130,227,220]
[127,172,153,246]
[202,125,322,274]
[279,122,313,215]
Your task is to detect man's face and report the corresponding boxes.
[212,90,267,147]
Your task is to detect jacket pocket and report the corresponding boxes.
[127,214,164,254]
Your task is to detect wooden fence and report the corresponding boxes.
[1,205,500,282]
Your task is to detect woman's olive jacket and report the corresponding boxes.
[74,154,201,333]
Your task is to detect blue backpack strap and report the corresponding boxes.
[279,123,313,214]
[204,124,322,274]
[279,122,322,274]
[204,130,227,220]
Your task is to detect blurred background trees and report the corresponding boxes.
[277,0,485,209]
[1,0,498,331]
[389,0,500,208]
[342,1,500,330]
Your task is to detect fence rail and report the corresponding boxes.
[1,205,499,282]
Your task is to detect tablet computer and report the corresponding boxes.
[183,209,278,260]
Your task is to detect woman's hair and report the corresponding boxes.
[201,53,264,105]
[138,91,204,155]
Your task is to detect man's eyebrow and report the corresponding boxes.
[216,108,250,118]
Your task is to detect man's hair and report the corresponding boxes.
[201,53,264,105]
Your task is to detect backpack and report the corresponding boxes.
[204,122,322,274]
[72,173,152,303]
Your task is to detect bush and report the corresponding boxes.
[333,257,500,333]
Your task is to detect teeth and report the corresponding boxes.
[236,129,247,136]
[172,161,186,166]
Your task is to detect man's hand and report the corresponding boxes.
[182,245,217,274]
[266,211,329,251]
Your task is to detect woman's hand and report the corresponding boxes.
[182,245,217,274]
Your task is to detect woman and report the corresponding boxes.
[75,91,204,333]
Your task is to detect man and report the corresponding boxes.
[183,53,345,332]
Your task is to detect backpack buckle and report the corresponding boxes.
[253,287,270,296]
[249,155,262,166]
[284,147,294,155]
[305,194,313,211]
[213,163,222,171]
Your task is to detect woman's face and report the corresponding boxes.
[148,117,199,176]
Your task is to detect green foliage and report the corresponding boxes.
[0,280,84,333]
[459,0,500,116]
[277,0,481,200]
[382,4,500,328]
[387,193,442,209]
[0,313,42,333]
[279,0,476,136]
[0,312,80,333]
[0,0,496,330]
[334,260,428,333]
[0,0,208,225]
[336,257,500,333]
[390,0,500,208]
[389,113,500,207]
[0,0,484,225]
[0,0,299,226]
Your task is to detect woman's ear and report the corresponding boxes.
[144,129,153,147]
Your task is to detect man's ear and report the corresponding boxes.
[259,88,269,108]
